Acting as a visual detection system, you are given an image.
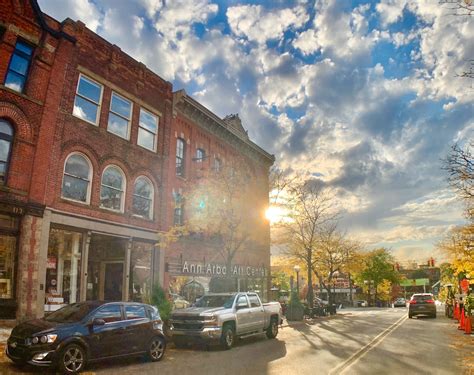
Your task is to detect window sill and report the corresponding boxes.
[132,214,154,222]
[60,196,90,206]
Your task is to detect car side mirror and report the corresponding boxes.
[93,318,106,326]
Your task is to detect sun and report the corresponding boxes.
[265,206,287,224]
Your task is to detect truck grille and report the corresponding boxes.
[171,316,205,330]
[172,322,204,331]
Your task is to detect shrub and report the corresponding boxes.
[150,284,173,321]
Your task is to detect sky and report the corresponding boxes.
[38,0,474,265]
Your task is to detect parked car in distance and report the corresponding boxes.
[408,293,437,318]
[356,300,368,307]
[394,298,406,307]
[170,292,282,350]
[6,301,166,374]
[171,294,191,309]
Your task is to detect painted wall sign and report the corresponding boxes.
[180,261,267,277]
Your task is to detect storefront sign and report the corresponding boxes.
[181,261,267,278]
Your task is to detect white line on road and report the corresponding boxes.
[328,314,408,375]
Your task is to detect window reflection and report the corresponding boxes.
[108,92,131,139]
[73,75,103,125]
[138,109,158,151]
[0,120,13,183]
[132,177,153,219]
[4,40,33,93]
[62,153,91,203]
[100,166,125,211]
[130,242,152,303]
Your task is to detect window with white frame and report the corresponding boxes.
[195,148,205,163]
[108,92,132,139]
[100,165,125,211]
[138,109,158,151]
[73,74,103,125]
[132,176,154,219]
[61,153,92,203]
[176,138,185,177]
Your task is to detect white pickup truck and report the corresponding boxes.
[170,292,282,349]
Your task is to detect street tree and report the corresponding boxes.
[278,178,339,308]
[357,248,399,306]
[158,155,266,293]
[311,223,362,305]
[437,224,474,280]
[444,141,474,219]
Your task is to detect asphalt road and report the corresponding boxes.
[0,307,470,375]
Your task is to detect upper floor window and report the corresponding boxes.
[173,193,184,226]
[62,153,92,203]
[108,92,132,139]
[195,148,206,163]
[176,138,185,177]
[4,40,34,93]
[213,157,222,172]
[138,109,158,151]
[132,176,154,219]
[0,120,14,183]
[100,165,126,212]
[73,74,103,125]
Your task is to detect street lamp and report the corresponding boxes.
[294,265,301,298]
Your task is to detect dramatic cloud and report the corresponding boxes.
[38,0,474,263]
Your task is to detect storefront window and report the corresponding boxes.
[0,235,16,299]
[130,242,153,302]
[45,229,83,312]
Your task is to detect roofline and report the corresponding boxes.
[30,0,76,43]
[174,90,275,166]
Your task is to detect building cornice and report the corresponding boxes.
[173,90,275,168]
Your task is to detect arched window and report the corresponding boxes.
[132,176,154,219]
[0,120,13,183]
[62,153,92,203]
[100,165,125,212]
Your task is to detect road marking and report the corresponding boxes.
[329,314,408,375]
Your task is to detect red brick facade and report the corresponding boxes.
[0,0,273,320]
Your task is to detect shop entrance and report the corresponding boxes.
[100,262,124,301]
[87,234,127,301]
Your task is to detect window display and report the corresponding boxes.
[129,241,153,302]
[0,235,16,299]
[45,229,83,312]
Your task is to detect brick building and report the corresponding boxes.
[164,91,274,302]
[0,0,273,321]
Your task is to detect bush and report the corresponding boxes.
[150,284,173,321]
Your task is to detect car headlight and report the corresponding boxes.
[32,334,58,344]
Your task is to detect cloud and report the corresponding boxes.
[227,4,309,45]
[40,0,101,31]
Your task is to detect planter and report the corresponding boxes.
[286,304,304,321]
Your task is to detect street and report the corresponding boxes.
[0,307,470,375]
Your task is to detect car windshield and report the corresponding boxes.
[194,295,235,308]
[44,303,97,323]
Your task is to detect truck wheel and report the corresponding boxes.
[220,324,235,350]
[266,318,278,339]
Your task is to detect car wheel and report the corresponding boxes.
[266,318,278,339]
[147,336,166,362]
[220,324,235,350]
[58,343,87,374]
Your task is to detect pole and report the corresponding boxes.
[296,270,300,297]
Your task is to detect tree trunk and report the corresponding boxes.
[307,267,313,308]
